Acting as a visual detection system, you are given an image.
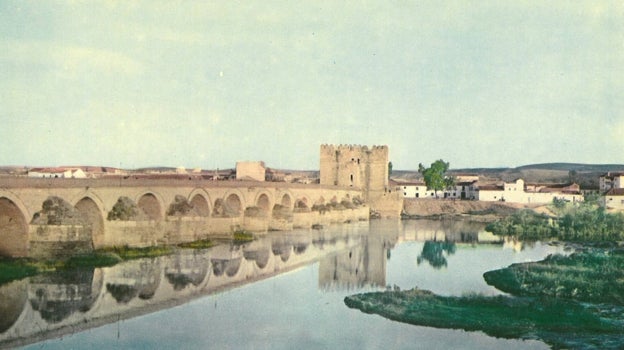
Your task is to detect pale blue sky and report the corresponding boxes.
[1,1,623,170]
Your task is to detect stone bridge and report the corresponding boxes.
[0,178,369,258]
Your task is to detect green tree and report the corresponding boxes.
[388,161,393,177]
[418,159,450,198]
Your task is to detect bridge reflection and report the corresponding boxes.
[0,220,493,349]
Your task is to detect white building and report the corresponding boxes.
[28,167,87,179]
[236,161,266,182]
[396,181,428,198]
[395,179,478,199]
[600,172,624,193]
[476,179,583,204]
[604,188,624,211]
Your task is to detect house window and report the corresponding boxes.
[404,192,407,196]
[416,193,419,198]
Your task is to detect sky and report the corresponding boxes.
[1,1,623,170]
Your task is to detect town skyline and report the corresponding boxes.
[2,2,623,170]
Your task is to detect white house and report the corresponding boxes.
[476,179,582,204]
[396,181,428,198]
[600,172,624,193]
[28,167,87,178]
[605,188,624,211]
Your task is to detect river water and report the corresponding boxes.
[2,220,566,349]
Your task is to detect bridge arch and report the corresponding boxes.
[222,190,245,217]
[73,195,105,249]
[277,191,293,210]
[254,191,273,213]
[0,195,29,257]
[136,192,164,221]
[252,191,273,217]
[293,196,312,213]
[188,189,212,217]
[271,191,293,220]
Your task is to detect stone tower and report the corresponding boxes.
[319,144,389,200]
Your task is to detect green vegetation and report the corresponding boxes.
[177,238,216,249]
[167,195,194,216]
[31,196,85,225]
[100,245,174,260]
[64,252,123,268]
[485,210,556,240]
[345,288,624,349]
[0,259,39,284]
[418,159,454,197]
[485,204,624,242]
[107,196,139,221]
[484,249,624,305]
[0,252,122,285]
[233,229,254,242]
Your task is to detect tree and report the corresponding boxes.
[388,161,393,177]
[418,159,450,198]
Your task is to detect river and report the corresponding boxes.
[1,219,566,349]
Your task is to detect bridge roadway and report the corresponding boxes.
[0,177,369,258]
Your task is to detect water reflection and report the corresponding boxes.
[106,258,162,303]
[0,280,27,333]
[0,220,514,349]
[165,252,210,291]
[417,241,456,269]
[30,268,102,323]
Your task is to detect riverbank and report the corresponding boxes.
[401,198,544,221]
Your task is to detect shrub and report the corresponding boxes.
[107,197,139,221]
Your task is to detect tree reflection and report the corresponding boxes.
[417,241,456,269]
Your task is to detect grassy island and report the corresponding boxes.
[345,288,624,349]
[232,229,254,243]
[484,248,624,305]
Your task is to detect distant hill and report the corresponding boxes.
[514,163,624,172]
